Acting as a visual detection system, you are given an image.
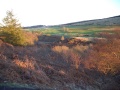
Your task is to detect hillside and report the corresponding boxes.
[25,15,120,29]
[61,15,120,26]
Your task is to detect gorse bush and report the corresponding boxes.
[1,28,27,46]
[0,11,37,46]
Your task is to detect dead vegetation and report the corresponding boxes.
[0,29,120,89]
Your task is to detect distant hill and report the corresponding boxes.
[60,15,120,26]
[24,25,46,29]
[24,15,120,29]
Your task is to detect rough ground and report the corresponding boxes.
[0,34,120,90]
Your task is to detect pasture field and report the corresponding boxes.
[28,25,120,37]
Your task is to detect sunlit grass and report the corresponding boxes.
[29,25,120,37]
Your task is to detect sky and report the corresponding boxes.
[0,0,120,26]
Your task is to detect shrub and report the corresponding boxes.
[1,28,27,46]
[52,45,69,53]
[24,31,38,45]
[84,30,120,75]
[61,36,65,41]
[0,11,37,46]
[52,45,89,69]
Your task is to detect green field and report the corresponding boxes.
[28,25,120,37]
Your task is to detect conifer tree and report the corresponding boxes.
[0,11,27,46]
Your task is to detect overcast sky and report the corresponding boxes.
[0,0,120,26]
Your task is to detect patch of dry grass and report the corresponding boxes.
[52,45,69,53]
[13,59,35,70]
[52,45,89,69]
[24,31,38,45]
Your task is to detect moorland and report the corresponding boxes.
[0,12,120,90]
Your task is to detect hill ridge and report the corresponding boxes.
[61,15,120,26]
[24,15,120,29]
